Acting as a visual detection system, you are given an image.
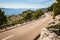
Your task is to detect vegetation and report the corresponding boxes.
[0,8,7,25]
[8,9,44,24]
[47,23,60,29]
[0,9,44,29]
[22,10,33,22]
[47,0,60,30]
[0,8,7,29]
[47,3,56,12]
[32,9,44,19]
[47,0,60,16]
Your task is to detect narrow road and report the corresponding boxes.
[0,13,52,40]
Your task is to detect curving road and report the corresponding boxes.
[0,12,52,40]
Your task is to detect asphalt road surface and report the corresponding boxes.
[0,12,52,40]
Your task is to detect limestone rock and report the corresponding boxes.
[39,28,60,40]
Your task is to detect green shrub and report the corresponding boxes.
[47,23,60,29]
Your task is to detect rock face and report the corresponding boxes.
[39,28,60,40]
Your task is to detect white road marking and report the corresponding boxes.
[2,35,14,40]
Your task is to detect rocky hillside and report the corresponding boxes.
[39,28,60,40]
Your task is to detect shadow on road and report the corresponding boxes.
[34,34,40,40]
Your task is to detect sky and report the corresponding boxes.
[0,0,56,9]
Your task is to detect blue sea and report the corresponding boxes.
[2,8,37,15]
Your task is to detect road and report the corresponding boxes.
[0,13,52,40]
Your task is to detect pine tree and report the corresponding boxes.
[0,8,7,25]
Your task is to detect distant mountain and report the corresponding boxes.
[40,8,47,12]
[2,8,47,15]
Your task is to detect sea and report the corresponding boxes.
[2,8,38,15]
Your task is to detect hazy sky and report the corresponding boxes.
[0,0,55,9]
